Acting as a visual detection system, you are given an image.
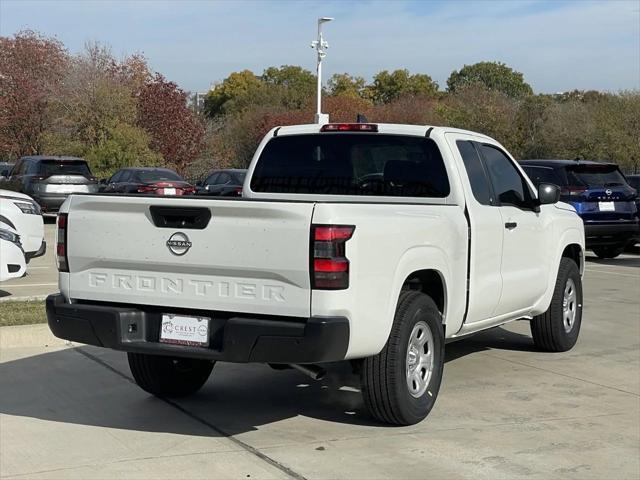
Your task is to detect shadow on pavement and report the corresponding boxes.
[0,325,534,436]
[585,254,640,267]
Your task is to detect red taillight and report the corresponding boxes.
[311,225,354,290]
[320,123,378,132]
[56,213,68,272]
[137,185,157,193]
[235,186,243,196]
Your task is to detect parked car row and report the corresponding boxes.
[0,157,247,208]
[1,154,637,258]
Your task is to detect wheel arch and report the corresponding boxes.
[401,269,447,320]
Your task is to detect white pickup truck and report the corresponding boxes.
[47,123,585,425]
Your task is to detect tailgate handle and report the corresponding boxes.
[149,206,211,229]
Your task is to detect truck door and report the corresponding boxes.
[476,143,549,315]
[448,136,504,322]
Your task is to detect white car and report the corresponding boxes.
[0,226,26,282]
[46,122,585,425]
[0,189,45,261]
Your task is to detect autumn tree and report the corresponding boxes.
[204,70,263,117]
[447,61,533,99]
[367,69,439,104]
[0,30,68,159]
[137,74,205,174]
[327,73,367,99]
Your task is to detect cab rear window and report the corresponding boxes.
[250,134,450,197]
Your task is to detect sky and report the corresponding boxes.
[1,0,639,94]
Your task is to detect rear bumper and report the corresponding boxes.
[46,294,350,364]
[584,221,640,247]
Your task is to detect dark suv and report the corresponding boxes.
[8,156,99,212]
[521,160,639,258]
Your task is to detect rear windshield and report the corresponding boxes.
[250,134,450,197]
[134,170,183,183]
[39,160,91,177]
[566,165,626,187]
[236,172,246,182]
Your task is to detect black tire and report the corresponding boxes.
[128,353,214,398]
[530,258,583,352]
[360,291,445,426]
[592,245,625,259]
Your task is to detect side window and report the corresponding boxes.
[479,144,533,208]
[456,140,494,206]
[205,173,219,186]
[119,171,132,183]
[522,166,563,188]
[109,171,122,183]
[217,173,231,185]
[27,161,40,174]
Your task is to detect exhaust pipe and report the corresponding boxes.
[290,364,326,381]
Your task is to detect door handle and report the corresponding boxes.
[505,222,518,230]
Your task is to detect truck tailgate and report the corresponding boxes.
[65,195,314,317]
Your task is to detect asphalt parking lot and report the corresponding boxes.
[0,233,638,479]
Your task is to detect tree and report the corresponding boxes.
[261,65,315,110]
[327,73,367,99]
[438,84,520,153]
[137,73,205,174]
[0,30,68,159]
[204,70,263,117]
[54,43,138,148]
[447,61,533,98]
[83,123,162,177]
[367,69,439,104]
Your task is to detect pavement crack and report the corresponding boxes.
[73,347,307,480]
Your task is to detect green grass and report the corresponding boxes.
[0,301,47,327]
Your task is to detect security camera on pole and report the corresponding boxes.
[311,17,333,124]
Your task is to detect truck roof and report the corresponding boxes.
[273,123,494,141]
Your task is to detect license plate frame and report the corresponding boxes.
[163,188,177,196]
[598,201,615,212]
[159,314,210,347]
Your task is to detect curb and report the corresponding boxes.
[0,295,48,303]
[0,324,70,349]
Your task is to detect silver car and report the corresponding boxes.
[8,156,99,213]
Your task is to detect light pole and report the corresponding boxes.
[311,17,333,124]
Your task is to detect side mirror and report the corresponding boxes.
[537,183,561,205]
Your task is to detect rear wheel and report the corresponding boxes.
[128,353,214,398]
[592,245,625,259]
[531,258,583,352]
[360,291,444,425]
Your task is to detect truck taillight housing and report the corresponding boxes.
[56,213,68,272]
[311,225,355,290]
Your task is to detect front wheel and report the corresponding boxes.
[530,258,583,352]
[128,353,214,398]
[360,291,445,425]
[592,245,625,259]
